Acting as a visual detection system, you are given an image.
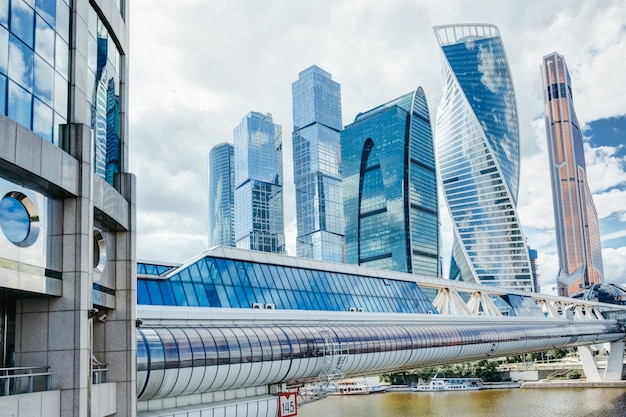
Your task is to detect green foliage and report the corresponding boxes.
[568,370,581,380]
[381,360,502,385]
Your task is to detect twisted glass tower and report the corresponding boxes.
[342,88,440,276]
[542,52,604,297]
[234,112,285,254]
[208,143,235,247]
[292,66,345,262]
[434,24,533,291]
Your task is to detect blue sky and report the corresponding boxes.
[129,0,626,293]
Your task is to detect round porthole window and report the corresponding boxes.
[93,229,107,273]
[0,192,40,247]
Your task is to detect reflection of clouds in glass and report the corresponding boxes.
[0,197,30,243]
[477,45,505,94]
[0,4,7,23]
[9,40,32,89]
[35,18,55,64]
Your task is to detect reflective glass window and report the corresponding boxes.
[139,329,165,370]
[169,328,193,368]
[54,0,67,41]
[216,259,232,285]
[182,282,198,306]
[0,74,6,115]
[196,327,218,366]
[194,282,209,306]
[185,328,206,368]
[231,328,251,363]
[33,54,53,104]
[0,0,7,27]
[137,279,150,305]
[155,328,179,370]
[170,281,187,305]
[159,280,176,305]
[221,328,241,364]
[34,15,53,64]
[136,331,148,372]
[205,283,221,307]
[8,80,31,127]
[35,0,55,27]
[214,284,229,307]
[0,25,8,74]
[32,98,52,141]
[10,0,34,48]
[9,35,33,91]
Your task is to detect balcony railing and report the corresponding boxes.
[0,366,51,396]
[92,364,109,384]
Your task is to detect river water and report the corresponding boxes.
[296,388,626,417]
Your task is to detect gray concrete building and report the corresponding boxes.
[0,1,135,416]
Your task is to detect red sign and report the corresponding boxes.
[278,392,297,417]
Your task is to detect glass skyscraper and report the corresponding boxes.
[208,142,235,247]
[292,65,345,262]
[341,88,440,276]
[434,24,534,291]
[234,112,285,254]
[542,52,604,297]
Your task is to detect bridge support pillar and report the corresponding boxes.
[579,341,625,381]
[604,340,625,381]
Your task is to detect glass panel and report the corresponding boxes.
[159,280,176,305]
[155,328,179,369]
[136,280,150,305]
[9,35,34,91]
[170,281,187,306]
[0,195,30,242]
[54,34,68,79]
[33,54,53,104]
[0,25,7,74]
[35,0,55,25]
[8,80,31,128]
[32,98,52,141]
[53,70,66,113]
[0,73,6,114]
[55,0,68,42]
[10,0,34,48]
[34,14,54,64]
[182,282,198,306]
[0,0,8,27]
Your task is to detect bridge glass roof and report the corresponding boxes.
[137,253,437,314]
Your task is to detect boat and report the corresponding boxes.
[331,378,388,395]
[412,376,483,391]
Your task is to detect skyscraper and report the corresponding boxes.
[541,52,604,297]
[0,1,135,415]
[234,112,286,254]
[434,24,534,291]
[292,65,345,262]
[208,143,235,247]
[341,88,440,276]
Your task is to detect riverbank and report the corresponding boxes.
[521,380,626,389]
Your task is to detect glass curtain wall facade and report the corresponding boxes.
[292,65,345,262]
[541,52,604,296]
[434,24,533,291]
[0,0,70,144]
[88,7,123,186]
[208,143,235,247]
[234,112,285,254]
[341,88,440,276]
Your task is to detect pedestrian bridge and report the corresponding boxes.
[136,247,626,417]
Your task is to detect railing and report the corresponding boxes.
[0,366,51,396]
[92,364,109,384]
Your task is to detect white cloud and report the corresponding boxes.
[602,247,626,286]
[584,143,626,193]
